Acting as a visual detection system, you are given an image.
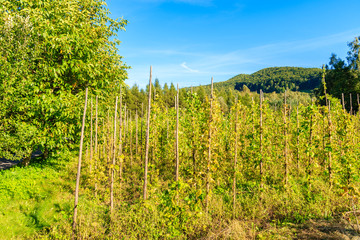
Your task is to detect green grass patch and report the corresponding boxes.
[0,155,75,240]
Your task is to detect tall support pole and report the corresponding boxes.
[110,96,118,212]
[206,77,214,212]
[95,96,98,158]
[284,90,288,186]
[357,94,360,116]
[233,98,239,218]
[175,84,179,182]
[129,112,133,166]
[94,96,98,197]
[118,88,123,178]
[72,88,88,234]
[90,97,93,173]
[322,65,328,106]
[296,105,300,171]
[259,90,263,189]
[328,101,333,185]
[135,110,138,160]
[143,66,152,200]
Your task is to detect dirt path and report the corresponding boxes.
[295,218,360,240]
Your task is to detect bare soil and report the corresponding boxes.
[295,218,360,240]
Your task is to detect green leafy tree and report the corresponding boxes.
[317,36,360,112]
[0,0,128,160]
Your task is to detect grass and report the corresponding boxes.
[0,152,359,239]
[0,154,74,240]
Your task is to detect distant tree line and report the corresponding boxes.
[122,78,313,116]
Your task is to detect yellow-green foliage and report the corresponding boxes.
[2,91,360,239]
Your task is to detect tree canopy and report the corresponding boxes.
[317,36,360,112]
[232,67,322,93]
[0,0,128,160]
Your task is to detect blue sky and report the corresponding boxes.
[108,0,360,88]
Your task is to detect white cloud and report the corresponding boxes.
[124,28,360,88]
[180,62,199,73]
[191,28,360,71]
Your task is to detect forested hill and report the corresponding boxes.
[217,67,322,93]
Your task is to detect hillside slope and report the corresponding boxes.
[216,67,322,93]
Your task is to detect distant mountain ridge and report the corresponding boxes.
[214,67,322,93]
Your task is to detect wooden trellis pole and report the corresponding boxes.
[72,88,88,235]
[259,90,263,189]
[90,97,93,173]
[284,90,288,186]
[94,96,98,196]
[328,101,333,185]
[135,110,138,159]
[175,84,179,182]
[143,66,152,200]
[110,96,118,212]
[296,105,300,171]
[118,88,123,194]
[233,98,239,217]
[206,77,214,212]
[129,112,133,166]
